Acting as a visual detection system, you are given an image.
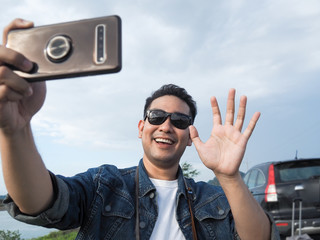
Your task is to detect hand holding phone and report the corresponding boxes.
[6,16,121,82]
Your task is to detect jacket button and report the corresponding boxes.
[218,209,225,215]
[139,221,146,229]
[149,192,155,199]
[105,205,111,212]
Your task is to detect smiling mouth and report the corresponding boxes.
[154,138,174,145]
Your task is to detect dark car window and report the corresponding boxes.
[243,172,250,185]
[247,169,258,188]
[256,170,266,186]
[276,160,320,183]
[245,168,266,189]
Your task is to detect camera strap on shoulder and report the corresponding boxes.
[135,166,198,240]
[183,177,198,240]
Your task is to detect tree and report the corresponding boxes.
[0,230,22,240]
[181,162,200,178]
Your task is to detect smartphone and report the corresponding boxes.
[6,15,121,81]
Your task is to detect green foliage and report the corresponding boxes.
[181,162,200,178]
[0,230,22,240]
[31,229,78,240]
[0,229,78,240]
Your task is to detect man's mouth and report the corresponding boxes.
[154,138,174,145]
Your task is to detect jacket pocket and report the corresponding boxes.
[194,194,237,240]
[98,192,135,239]
[102,193,134,219]
[195,194,230,221]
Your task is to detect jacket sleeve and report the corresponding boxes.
[4,171,70,227]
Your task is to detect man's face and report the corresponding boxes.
[138,95,192,170]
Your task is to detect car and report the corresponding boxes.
[243,158,320,238]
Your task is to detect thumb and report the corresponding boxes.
[15,18,34,28]
[189,125,203,149]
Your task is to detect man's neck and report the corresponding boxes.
[142,158,179,180]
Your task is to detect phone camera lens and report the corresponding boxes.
[46,35,72,63]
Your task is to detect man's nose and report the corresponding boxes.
[158,117,173,132]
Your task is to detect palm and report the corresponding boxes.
[190,89,260,177]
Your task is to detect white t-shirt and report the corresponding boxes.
[149,178,186,240]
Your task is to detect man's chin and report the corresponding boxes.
[151,157,180,169]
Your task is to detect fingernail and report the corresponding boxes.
[19,19,32,25]
[22,59,34,72]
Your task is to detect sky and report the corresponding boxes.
[0,0,320,195]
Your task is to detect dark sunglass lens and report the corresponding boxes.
[171,113,190,129]
[147,110,191,129]
[148,110,167,125]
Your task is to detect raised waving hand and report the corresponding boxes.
[189,89,260,178]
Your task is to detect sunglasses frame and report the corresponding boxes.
[144,109,192,129]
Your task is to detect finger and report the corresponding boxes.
[0,66,33,97]
[234,95,247,131]
[242,111,261,142]
[3,18,34,45]
[0,84,25,102]
[211,96,222,125]
[189,125,203,149]
[225,88,236,125]
[0,45,34,72]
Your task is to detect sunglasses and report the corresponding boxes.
[144,109,192,129]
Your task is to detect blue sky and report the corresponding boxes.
[0,0,320,195]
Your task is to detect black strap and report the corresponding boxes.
[183,177,198,240]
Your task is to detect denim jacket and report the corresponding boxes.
[5,159,280,240]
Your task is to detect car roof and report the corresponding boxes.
[246,158,320,171]
[273,158,320,165]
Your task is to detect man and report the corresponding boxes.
[0,19,279,239]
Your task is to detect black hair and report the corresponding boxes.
[143,84,197,123]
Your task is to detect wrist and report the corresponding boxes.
[214,171,244,189]
[0,123,32,142]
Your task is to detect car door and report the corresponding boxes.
[244,168,267,205]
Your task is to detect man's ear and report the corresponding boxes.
[138,120,145,138]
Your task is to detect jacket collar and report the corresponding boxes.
[137,159,189,199]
